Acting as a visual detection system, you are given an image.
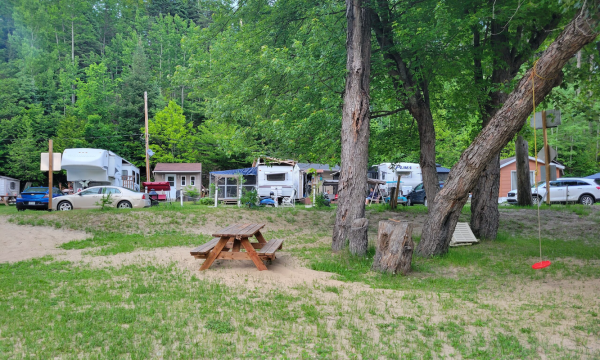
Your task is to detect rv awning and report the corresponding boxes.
[210,167,257,176]
[142,181,170,191]
[322,180,339,186]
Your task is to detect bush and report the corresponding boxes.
[183,186,201,204]
[240,188,258,207]
[198,197,214,205]
[315,193,329,208]
[95,193,113,210]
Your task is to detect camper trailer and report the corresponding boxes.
[62,148,140,192]
[209,158,305,202]
[0,175,20,204]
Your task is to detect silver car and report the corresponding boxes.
[53,186,151,211]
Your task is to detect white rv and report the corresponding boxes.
[62,148,141,191]
[376,163,422,194]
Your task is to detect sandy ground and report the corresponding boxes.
[0,217,89,263]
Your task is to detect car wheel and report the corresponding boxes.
[58,201,73,211]
[117,201,132,209]
[424,198,428,207]
[579,194,594,206]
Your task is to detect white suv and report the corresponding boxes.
[507,178,600,205]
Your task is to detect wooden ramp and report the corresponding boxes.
[450,222,479,247]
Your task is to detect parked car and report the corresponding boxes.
[52,186,151,211]
[406,182,444,206]
[16,187,63,211]
[507,178,600,205]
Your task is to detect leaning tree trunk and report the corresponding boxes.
[515,135,533,206]
[332,0,372,251]
[372,220,414,275]
[417,10,600,257]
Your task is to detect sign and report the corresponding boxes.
[537,146,557,164]
[40,153,62,171]
[530,110,561,129]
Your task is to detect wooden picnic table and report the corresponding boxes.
[190,223,283,271]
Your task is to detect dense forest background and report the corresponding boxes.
[0,0,599,185]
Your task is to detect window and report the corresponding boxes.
[190,176,195,186]
[53,189,62,196]
[266,173,286,181]
[510,170,535,191]
[577,181,591,186]
[102,187,121,195]
[80,188,100,195]
[243,175,256,185]
[549,181,563,187]
[167,175,175,187]
[123,170,128,176]
[9,182,15,190]
[136,173,139,185]
[414,184,424,191]
[181,176,186,186]
[562,181,579,187]
[381,172,386,180]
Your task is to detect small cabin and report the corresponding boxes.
[499,156,565,200]
[152,163,202,200]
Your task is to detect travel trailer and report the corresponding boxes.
[61,148,141,192]
[375,163,423,194]
[209,158,305,201]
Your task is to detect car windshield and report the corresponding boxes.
[532,181,545,188]
[25,187,47,192]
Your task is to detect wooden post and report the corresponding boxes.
[144,91,150,189]
[542,110,551,205]
[48,139,53,211]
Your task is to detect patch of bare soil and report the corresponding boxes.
[0,217,90,263]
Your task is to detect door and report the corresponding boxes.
[548,181,566,202]
[102,187,123,207]
[73,187,102,208]
[166,174,177,199]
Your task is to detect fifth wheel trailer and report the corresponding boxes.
[61,148,140,191]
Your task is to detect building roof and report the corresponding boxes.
[0,175,19,181]
[154,163,202,172]
[500,156,565,169]
[210,167,257,176]
[297,163,341,172]
[585,172,600,179]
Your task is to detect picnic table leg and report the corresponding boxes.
[232,239,241,252]
[199,236,232,271]
[240,238,268,271]
[255,231,267,244]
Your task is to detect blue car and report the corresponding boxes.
[16,187,63,211]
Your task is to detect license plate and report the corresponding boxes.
[28,202,36,205]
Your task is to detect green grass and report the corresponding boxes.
[1,203,599,358]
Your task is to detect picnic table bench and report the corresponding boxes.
[190,223,283,271]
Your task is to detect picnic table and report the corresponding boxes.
[191,223,283,271]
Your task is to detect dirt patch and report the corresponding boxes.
[0,217,90,263]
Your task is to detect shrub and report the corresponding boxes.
[240,188,258,207]
[315,193,329,208]
[183,186,201,204]
[198,197,213,205]
[95,193,113,210]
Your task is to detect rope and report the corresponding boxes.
[531,60,542,263]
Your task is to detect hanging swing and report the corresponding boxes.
[530,60,551,270]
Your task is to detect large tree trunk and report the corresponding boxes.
[417,10,599,257]
[410,103,439,207]
[515,135,533,206]
[349,218,369,256]
[332,0,371,251]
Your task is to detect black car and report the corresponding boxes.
[406,182,444,206]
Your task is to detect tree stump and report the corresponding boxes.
[371,220,414,275]
[349,218,368,256]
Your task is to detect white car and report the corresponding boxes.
[507,178,600,205]
[53,186,151,211]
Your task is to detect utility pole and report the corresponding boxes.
[144,91,150,189]
[48,139,53,211]
[542,110,551,205]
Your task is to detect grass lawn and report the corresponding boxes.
[1,203,599,359]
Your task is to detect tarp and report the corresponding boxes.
[142,181,170,191]
[585,172,600,179]
[210,167,257,176]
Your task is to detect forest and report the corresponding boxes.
[0,0,599,185]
